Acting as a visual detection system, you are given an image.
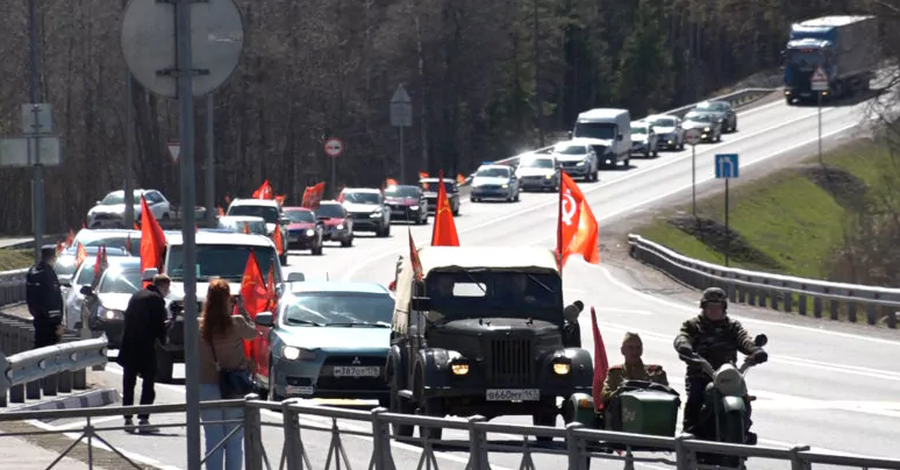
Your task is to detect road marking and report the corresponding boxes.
[591,307,655,316]
[343,104,849,280]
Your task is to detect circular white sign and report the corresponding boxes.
[684,128,702,146]
[324,138,344,157]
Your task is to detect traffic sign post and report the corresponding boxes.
[810,66,828,167]
[685,128,702,217]
[325,138,344,197]
[119,0,246,466]
[390,84,412,183]
[167,141,181,163]
[715,153,739,267]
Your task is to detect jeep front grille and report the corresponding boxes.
[488,338,532,387]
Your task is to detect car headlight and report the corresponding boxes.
[305,229,315,236]
[501,184,509,188]
[704,127,711,132]
[98,306,123,321]
[544,174,552,179]
[282,346,315,361]
[369,211,382,218]
[552,359,571,375]
[336,224,344,230]
[450,360,469,375]
[410,205,419,210]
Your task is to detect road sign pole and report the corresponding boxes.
[725,178,730,267]
[390,84,413,184]
[691,144,697,218]
[28,0,44,262]
[399,126,405,185]
[205,94,216,226]
[124,73,135,228]
[817,92,823,164]
[714,153,739,267]
[331,155,337,198]
[174,1,201,468]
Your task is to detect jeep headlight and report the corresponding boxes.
[336,224,344,230]
[305,229,314,236]
[450,360,469,375]
[544,174,552,179]
[282,346,315,361]
[501,184,509,188]
[410,205,419,210]
[552,359,571,375]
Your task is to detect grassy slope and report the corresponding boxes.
[0,249,34,271]
[634,142,891,279]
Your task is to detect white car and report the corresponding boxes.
[551,141,599,181]
[87,189,171,229]
[515,155,560,192]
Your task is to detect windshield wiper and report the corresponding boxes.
[526,274,554,293]
[325,321,391,328]
[285,318,324,327]
[461,271,488,294]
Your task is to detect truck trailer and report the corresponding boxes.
[782,15,879,105]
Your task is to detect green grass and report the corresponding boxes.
[635,141,896,280]
[0,249,34,271]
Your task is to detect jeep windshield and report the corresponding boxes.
[425,271,561,322]
[283,292,394,327]
[166,244,280,283]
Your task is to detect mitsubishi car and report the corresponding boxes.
[315,200,354,247]
[681,111,722,143]
[252,281,395,405]
[550,141,599,181]
[515,155,560,192]
[645,114,685,151]
[339,188,391,237]
[693,100,737,133]
[384,185,429,225]
[470,165,520,202]
[79,257,143,349]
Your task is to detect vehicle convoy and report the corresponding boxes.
[315,200,354,247]
[570,108,632,169]
[385,246,592,440]
[226,198,291,264]
[782,15,879,104]
[550,140,599,181]
[693,100,737,133]
[281,206,325,255]
[418,177,461,216]
[153,231,284,382]
[681,111,722,143]
[252,281,395,403]
[339,188,392,237]
[470,164,521,202]
[384,184,429,225]
[515,154,560,192]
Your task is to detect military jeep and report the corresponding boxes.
[385,246,592,440]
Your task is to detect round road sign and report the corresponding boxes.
[684,128,702,146]
[121,0,245,98]
[324,138,344,157]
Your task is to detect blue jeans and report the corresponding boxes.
[199,384,244,470]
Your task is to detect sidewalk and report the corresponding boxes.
[0,436,107,470]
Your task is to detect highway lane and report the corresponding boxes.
[59,93,898,469]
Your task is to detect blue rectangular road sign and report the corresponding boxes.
[715,153,739,179]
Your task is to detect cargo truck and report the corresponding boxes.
[782,15,879,105]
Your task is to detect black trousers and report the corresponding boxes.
[683,375,754,436]
[122,364,157,420]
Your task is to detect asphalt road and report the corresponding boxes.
[14,92,900,470]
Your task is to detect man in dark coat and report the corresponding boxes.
[117,272,170,434]
[26,245,64,348]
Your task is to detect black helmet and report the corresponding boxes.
[700,287,728,310]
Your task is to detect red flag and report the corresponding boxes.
[385,178,398,187]
[139,195,167,287]
[252,180,274,199]
[75,243,87,268]
[217,206,225,217]
[240,251,269,358]
[556,172,600,268]
[301,182,326,210]
[408,228,423,282]
[55,240,64,255]
[430,171,459,246]
[456,173,466,185]
[134,222,141,231]
[93,245,104,283]
[65,229,75,248]
[243,222,251,234]
[125,234,133,254]
[265,265,277,313]
[272,227,284,256]
[275,194,286,206]
[590,307,609,412]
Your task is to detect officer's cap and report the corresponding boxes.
[41,245,57,259]
[622,332,642,346]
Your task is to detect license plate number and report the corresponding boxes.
[332,366,380,378]
[285,385,314,395]
[485,389,540,402]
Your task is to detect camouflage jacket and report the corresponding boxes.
[674,314,759,378]
[600,361,668,404]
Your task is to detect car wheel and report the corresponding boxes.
[341,236,353,247]
[267,363,281,402]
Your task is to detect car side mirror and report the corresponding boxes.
[617,134,624,141]
[254,312,275,327]
[278,217,290,225]
[411,295,431,311]
[287,272,305,282]
[95,200,102,205]
[80,285,93,296]
[753,334,768,347]
[563,300,584,323]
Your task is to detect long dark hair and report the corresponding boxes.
[200,278,233,343]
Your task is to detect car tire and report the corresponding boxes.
[341,237,353,247]
[267,363,281,402]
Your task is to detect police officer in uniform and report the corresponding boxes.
[673,287,768,435]
[600,332,668,405]
[26,245,65,348]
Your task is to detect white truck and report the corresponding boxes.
[570,108,632,169]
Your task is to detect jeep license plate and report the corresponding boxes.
[332,366,380,378]
[485,389,540,402]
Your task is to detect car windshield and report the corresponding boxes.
[649,117,676,127]
[228,205,279,224]
[475,168,509,178]
[100,191,141,205]
[573,121,616,140]
[522,158,554,169]
[98,269,142,294]
[316,204,345,218]
[686,113,714,123]
[219,219,266,234]
[285,210,315,223]
[385,186,420,198]
[554,144,587,155]
[631,125,648,135]
[74,261,99,286]
[697,102,727,112]
[74,234,141,256]
[419,181,455,193]
[788,49,823,68]
[282,292,394,326]
[342,192,382,204]
[425,271,561,322]
[166,244,280,283]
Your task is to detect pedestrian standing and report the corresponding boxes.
[117,272,170,434]
[199,278,257,470]
[26,245,64,348]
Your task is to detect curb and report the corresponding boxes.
[3,388,120,420]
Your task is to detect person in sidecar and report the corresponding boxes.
[600,332,668,406]
[674,287,768,436]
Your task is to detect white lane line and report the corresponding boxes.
[342,103,845,281]
[596,264,900,348]
[24,418,183,470]
[591,307,655,316]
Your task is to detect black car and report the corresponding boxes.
[694,100,737,133]
[418,178,460,216]
[384,185,429,225]
[681,111,722,143]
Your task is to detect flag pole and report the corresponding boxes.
[556,171,565,275]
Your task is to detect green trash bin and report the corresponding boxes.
[617,389,680,436]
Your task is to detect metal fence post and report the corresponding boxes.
[25,378,41,399]
[465,415,490,470]
[790,445,811,470]
[674,434,695,470]
[0,352,8,407]
[281,399,306,470]
[565,422,587,470]
[369,407,397,470]
[243,396,263,470]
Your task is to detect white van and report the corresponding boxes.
[571,108,632,169]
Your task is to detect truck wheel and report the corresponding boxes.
[155,348,174,384]
[532,411,557,442]
[417,398,444,440]
[389,390,414,437]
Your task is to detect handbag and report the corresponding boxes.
[209,340,254,399]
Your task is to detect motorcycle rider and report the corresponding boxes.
[673,287,768,437]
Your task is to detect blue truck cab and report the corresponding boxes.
[783,15,879,105]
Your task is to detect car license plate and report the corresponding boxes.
[285,385,314,395]
[332,366,380,378]
[485,389,540,402]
